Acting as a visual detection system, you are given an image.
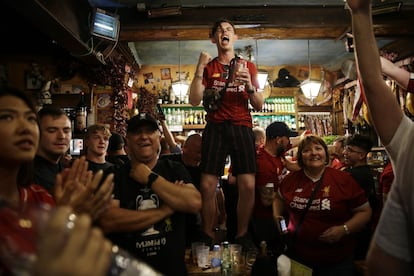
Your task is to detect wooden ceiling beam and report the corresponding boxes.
[118,6,414,41]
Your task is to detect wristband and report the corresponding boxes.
[194,75,203,79]
[343,224,350,235]
[147,172,159,189]
[247,87,256,94]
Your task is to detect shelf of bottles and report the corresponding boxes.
[161,104,206,132]
[251,96,297,131]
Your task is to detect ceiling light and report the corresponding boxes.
[172,81,189,97]
[257,70,268,91]
[300,40,321,100]
[254,40,268,91]
[171,41,188,100]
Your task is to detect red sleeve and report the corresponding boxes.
[380,163,394,194]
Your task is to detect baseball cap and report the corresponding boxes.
[266,121,297,139]
[127,113,159,133]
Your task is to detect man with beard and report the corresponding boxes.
[189,18,264,250]
[252,121,299,254]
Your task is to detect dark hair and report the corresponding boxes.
[38,104,67,119]
[345,133,373,153]
[297,135,329,168]
[108,132,125,151]
[210,18,236,38]
[0,87,38,187]
[0,87,37,114]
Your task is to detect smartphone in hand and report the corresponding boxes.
[279,218,288,234]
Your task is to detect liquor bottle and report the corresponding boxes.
[251,241,277,276]
[75,91,88,134]
[221,241,232,275]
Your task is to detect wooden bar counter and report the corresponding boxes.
[185,249,251,275]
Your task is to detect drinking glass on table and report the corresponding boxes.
[246,249,258,268]
[196,245,210,268]
[191,242,205,265]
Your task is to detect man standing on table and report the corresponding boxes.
[189,18,264,249]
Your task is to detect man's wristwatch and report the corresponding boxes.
[247,87,256,94]
[147,172,159,189]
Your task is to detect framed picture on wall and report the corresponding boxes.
[160,68,171,80]
[143,72,154,84]
[94,88,114,128]
[25,71,44,90]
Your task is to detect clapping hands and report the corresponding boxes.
[54,156,114,220]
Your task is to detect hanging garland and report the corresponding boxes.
[82,55,136,136]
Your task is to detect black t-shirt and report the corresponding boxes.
[160,153,202,246]
[33,155,64,194]
[109,159,192,276]
[86,159,113,174]
[106,154,129,166]
[160,153,201,190]
[346,165,377,209]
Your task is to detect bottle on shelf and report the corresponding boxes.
[74,91,88,134]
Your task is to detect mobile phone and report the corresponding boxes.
[279,218,288,234]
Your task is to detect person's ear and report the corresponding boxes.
[211,36,217,44]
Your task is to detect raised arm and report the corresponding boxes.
[189,52,211,106]
[348,0,403,145]
[160,120,181,153]
[380,57,410,90]
[347,0,410,275]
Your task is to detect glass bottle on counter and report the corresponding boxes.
[221,241,232,275]
[211,244,222,271]
[75,91,88,134]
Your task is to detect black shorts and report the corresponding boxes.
[200,121,257,176]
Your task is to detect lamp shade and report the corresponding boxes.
[300,79,321,99]
[172,80,189,96]
[257,70,268,90]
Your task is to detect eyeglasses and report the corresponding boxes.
[344,146,365,154]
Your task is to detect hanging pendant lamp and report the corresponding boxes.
[172,41,189,100]
[255,40,268,91]
[300,40,321,100]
